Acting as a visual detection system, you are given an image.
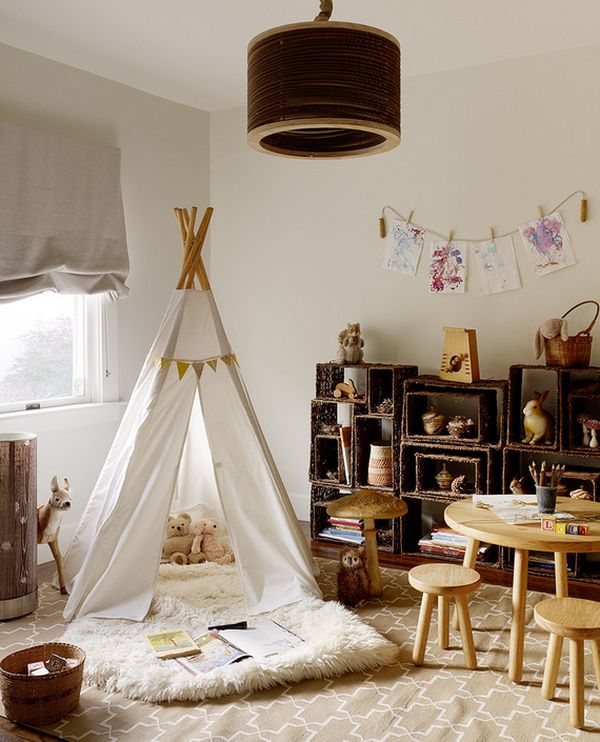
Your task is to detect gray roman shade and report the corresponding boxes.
[0,120,129,301]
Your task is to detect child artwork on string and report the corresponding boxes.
[473,235,521,295]
[382,219,426,275]
[428,241,467,294]
[519,211,576,276]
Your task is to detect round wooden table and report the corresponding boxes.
[445,497,600,683]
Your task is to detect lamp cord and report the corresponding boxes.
[314,0,333,21]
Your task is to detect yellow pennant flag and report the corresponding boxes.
[177,361,190,379]
[160,357,171,371]
[207,359,218,372]
[222,355,232,366]
[232,354,239,366]
[192,362,204,379]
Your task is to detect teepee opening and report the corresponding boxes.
[62,206,320,622]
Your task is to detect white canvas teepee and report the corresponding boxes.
[63,206,321,621]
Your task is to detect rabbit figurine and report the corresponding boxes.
[522,390,555,445]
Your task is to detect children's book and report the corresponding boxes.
[174,619,303,675]
[145,628,201,659]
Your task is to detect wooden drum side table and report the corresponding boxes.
[444,497,600,683]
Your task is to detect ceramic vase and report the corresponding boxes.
[435,463,453,491]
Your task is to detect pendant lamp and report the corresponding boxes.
[247,0,400,158]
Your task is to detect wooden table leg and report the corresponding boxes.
[549,551,568,685]
[554,552,569,598]
[509,548,529,683]
[452,538,480,630]
[591,639,600,694]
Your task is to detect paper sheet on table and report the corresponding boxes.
[472,495,576,525]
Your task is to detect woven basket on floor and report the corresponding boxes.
[544,300,599,367]
[0,642,85,726]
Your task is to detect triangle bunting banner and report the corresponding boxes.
[176,361,190,380]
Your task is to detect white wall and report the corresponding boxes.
[0,43,210,554]
[210,44,600,519]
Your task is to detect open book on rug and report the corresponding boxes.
[174,619,303,675]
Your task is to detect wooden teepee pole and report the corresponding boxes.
[173,206,213,291]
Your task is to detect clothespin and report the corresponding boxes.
[407,209,414,224]
[447,229,455,244]
[580,195,588,222]
[379,216,386,238]
[490,227,496,242]
[538,205,545,219]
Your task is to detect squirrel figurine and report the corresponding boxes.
[337,323,365,365]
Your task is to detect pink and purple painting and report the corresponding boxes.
[428,241,467,294]
[519,211,576,276]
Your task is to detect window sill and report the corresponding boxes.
[0,401,127,433]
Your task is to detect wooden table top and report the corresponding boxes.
[444,497,600,553]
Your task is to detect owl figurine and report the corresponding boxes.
[336,546,370,607]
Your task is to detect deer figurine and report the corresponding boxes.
[37,475,72,594]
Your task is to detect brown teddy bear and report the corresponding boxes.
[191,519,234,564]
[162,512,205,565]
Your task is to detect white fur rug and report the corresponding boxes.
[61,563,399,702]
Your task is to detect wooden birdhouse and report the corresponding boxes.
[439,327,480,383]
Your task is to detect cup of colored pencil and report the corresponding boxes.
[528,461,565,514]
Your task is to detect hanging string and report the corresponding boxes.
[380,190,587,241]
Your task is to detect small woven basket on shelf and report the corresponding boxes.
[544,300,599,367]
[0,642,85,726]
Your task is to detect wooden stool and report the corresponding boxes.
[408,563,480,669]
[534,597,600,729]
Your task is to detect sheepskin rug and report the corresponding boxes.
[62,563,399,702]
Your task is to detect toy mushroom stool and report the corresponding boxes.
[576,413,591,446]
[327,489,407,597]
[586,418,600,449]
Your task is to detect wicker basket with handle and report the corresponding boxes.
[0,642,85,725]
[544,300,599,367]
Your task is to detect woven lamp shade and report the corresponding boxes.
[247,21,400,158]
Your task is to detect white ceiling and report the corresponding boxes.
[1,0,599,111]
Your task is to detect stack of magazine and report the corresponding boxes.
[318,516,364,545]
[145,619,303,675]
[418,526,493,561]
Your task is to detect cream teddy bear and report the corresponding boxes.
[191,519,235,564]
[162,512,206,565]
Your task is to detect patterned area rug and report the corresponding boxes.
[60,562,399,702]
[1,558,600,741]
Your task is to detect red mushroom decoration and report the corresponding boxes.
[585,417,600,449]
[576,412,591,446]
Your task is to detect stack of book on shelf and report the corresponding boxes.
[528,551,574,572]
[418,526,493,561]
[318,516,364,545]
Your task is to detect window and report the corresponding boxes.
[0,293,113,413]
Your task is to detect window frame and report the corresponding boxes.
[0,293,118,414]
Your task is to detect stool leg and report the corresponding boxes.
[413,592,435,666]
[455,594,477,670]
[570,638,585,729]
[541,632,563,700]
[438,596,450,649]
[453,538,480,630]
[591,640,600,695]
